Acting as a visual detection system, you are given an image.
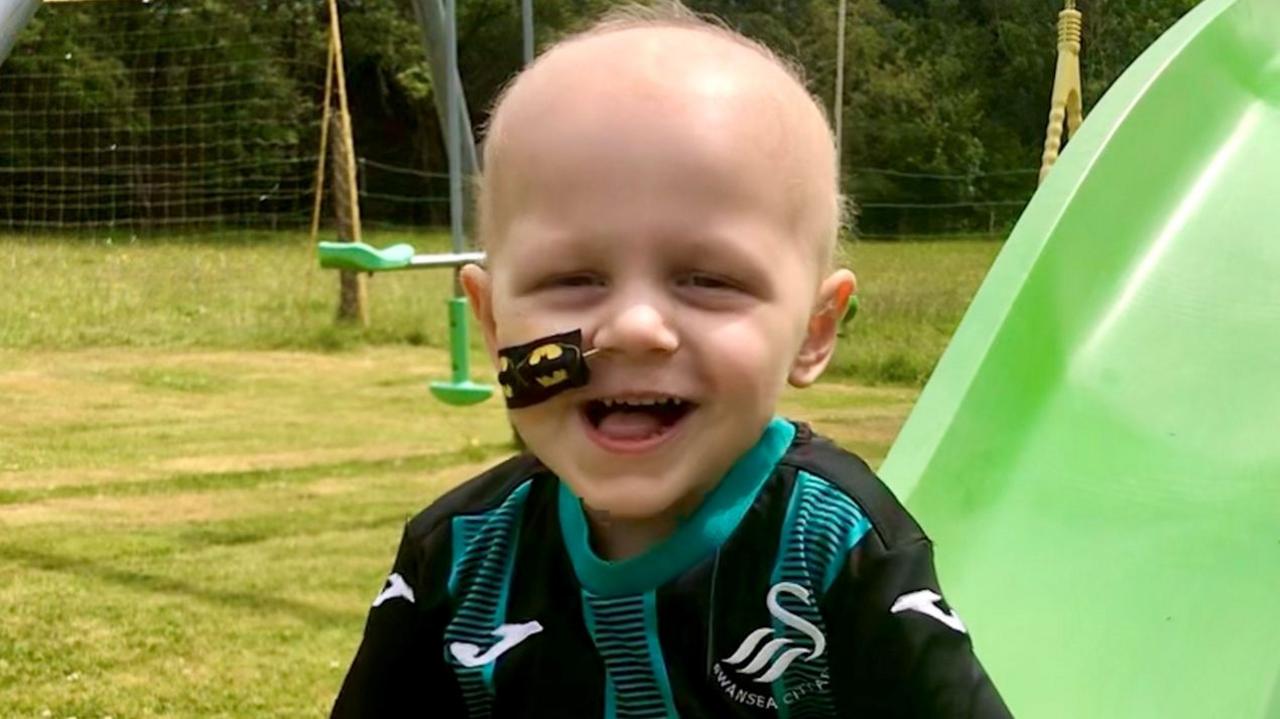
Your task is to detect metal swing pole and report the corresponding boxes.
[427,0,491,405]
[409,0,479,181]
[834,0,847,164]
[0,0,40,68]
[444,0,463,266]
[521,0,533,65]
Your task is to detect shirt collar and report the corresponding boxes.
[557,416,797,597]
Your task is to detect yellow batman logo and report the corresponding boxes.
[500,357,510,372]
[528,344,564,365]
[502,383,514,398]
[535,370,569,388]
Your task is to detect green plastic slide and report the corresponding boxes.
[879,0,1280,716]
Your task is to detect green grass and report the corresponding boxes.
[1,231,1000,386]
[835,238,1002,384]
[0,347,514,717]
[0,229,457,352]
[1,346,917,717]
[0,231,999,715]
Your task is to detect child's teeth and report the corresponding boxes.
[597,396,686,408]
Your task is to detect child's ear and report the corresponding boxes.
[459,263,500,366]
[789,269,856,388]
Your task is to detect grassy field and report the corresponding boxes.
[0,232,1000,717]
[0,231,1000,385]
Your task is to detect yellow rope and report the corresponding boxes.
[309,36,336,245]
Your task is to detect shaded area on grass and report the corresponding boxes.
[0,544,363,628]
[0,442,506,505]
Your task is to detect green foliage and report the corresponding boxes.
[0,0,1200,235]
[1078,0,1202,105]
[676,0,1198,234]
[0,0,329,227]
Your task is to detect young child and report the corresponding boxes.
[332,4,1010,717]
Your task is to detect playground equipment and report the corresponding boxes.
[880,0,1280,716]
[1039,0,1085,184]
[318,240,491,406]
[315,0,541,405]
[6,0,1273,709]
[316,0,540,405]
[0,0,38,67]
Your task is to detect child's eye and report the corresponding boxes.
[679,273,738,291]
[547,273,605,289]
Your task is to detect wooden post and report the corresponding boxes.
[1039,0,1084,185]
[330,115,368,326]
[324,0,367,326]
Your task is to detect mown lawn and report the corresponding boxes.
[0,231,1001,386]
[0,232,999,717]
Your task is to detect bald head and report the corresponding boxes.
[478,8,841,269]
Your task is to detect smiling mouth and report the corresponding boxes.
[581,395,696,445]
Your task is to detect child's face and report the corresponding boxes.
[464,29,852,525]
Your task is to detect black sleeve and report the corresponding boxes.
[822,537,1013,718]
[330,522,466,717]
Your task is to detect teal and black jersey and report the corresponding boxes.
[332,418,1010,718]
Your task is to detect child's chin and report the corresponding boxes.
[575,481,688,523]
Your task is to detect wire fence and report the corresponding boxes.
[0,0,328,236]
[349,161,1041,239]
[849,167,1038,238]
[0,1,1038,241]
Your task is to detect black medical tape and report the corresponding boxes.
[497,329,592,409]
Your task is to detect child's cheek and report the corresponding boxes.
[699,318,792,389]
[492,295,582,349]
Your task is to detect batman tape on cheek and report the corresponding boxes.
[496,329,593,409]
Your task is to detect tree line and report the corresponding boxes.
[0,0,1199,236]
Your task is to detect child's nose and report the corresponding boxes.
[592,300,679,357]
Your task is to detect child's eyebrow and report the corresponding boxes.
[502,231,609,273]
[669,231,779,268]
[502,224,786,277]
